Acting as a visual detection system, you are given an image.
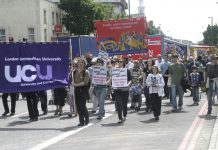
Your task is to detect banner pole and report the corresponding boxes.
[69,39,77,115]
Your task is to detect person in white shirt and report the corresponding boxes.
[126,55,134,69]
[155,54,163,71]
[146,65,165,120]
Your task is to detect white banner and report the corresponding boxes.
[112,68,128,88]
[92,66,107,85]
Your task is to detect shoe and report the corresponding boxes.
[43,110,48,115]
[123,117,126,121]
[135,107,140,112]
[58,111,62,116]
[207,110,211,114]
[29,118,34,122]
[145,107,149,112]
[178,105,183,109]
[196,102,199,106]
[130,106,135,109]
[34,118,38,121]
[92,110,96,113]
[171,108,177,112]
[9,113,15,116]
[54,110,59,115]
[68,114,73,117]
[2,112,9,117]
[97,116,102,120]
[155,116,159,120]
[77,123,84,126]
[85,119,89,125]
[117,119,123,124]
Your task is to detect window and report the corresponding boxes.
[44,29,47,42]
[44,10,47,24]
[52,12,55,25]
[52,30,55,36]
[28,28,35,42]
[0,29,6,42]
[56,13,59,24]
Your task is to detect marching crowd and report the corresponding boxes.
[2,52,218,126]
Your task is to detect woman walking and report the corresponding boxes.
[146,65,164,120]
[73,58,90,126]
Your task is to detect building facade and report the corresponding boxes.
[94,0,127,15]
[0,0,62,42]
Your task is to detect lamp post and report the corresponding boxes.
[128,0,130,18]
[208,16,214,46]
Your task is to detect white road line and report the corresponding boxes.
[28,123,93,150]
[11,112,28,118]
[28,111,114,150]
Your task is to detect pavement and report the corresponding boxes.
[0,91,218,150]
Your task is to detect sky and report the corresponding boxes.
[127,0,218,43]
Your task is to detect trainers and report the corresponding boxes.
[207,110,212,114]
[97,116,102,120]
[155,116,159,120]
[117,119,123,124]
[2,112,9,117]
[171,108,177,112]
[9,113,15,116]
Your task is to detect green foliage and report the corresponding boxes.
[59,0,114,35]
[147,21,161,35]
[203,24,218,47]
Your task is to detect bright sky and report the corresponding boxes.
[127,0,218,43]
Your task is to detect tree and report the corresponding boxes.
[147,21,161,35]
[59,0,114,35]
[203,24,218,47]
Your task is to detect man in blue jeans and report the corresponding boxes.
[169,54,186,112]
[205,55,218,114]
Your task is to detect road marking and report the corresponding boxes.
[28,111,113,150]
[11,112,28,118]
[178,101,207,150]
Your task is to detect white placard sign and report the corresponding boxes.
[98,50,109,60]
[92,66,107,85]
[112,68,128,88]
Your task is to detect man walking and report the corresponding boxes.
[169,54,186,111]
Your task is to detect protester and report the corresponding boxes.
[73,58,90,126]
[130,60,143,111]
[189,66,201,105]
[113,59,132,123]
[24,92,39,121]
[88,57,98,113]
[94,58,111,120]
[146,65,164,120]
[2,93,17,116]
[205,54,218,114]
[37,90,48,115]
[143,58,154,112]
[160,54,171,98]
[54,87,66,116]
[169,54,186,112]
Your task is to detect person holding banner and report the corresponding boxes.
[2,93,17,116]
[73,58,90,126]
[24,92,39,121]
[146,65,165,120]
[93,58,111,120]
[113,59,132,123]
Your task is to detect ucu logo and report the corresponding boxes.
[5,65,52,83]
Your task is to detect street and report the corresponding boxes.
[0,91,217,150]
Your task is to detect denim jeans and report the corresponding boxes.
[207,81,214,111]
[95,87,108,117]
[193,86,199,102]
[171,84,184,109]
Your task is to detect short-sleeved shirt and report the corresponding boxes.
[169,63,186,85]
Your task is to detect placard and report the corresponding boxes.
[112,68,128,88]
[92,66,107,85]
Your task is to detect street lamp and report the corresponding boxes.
[128,0,130,18]
[208,16,214,46]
